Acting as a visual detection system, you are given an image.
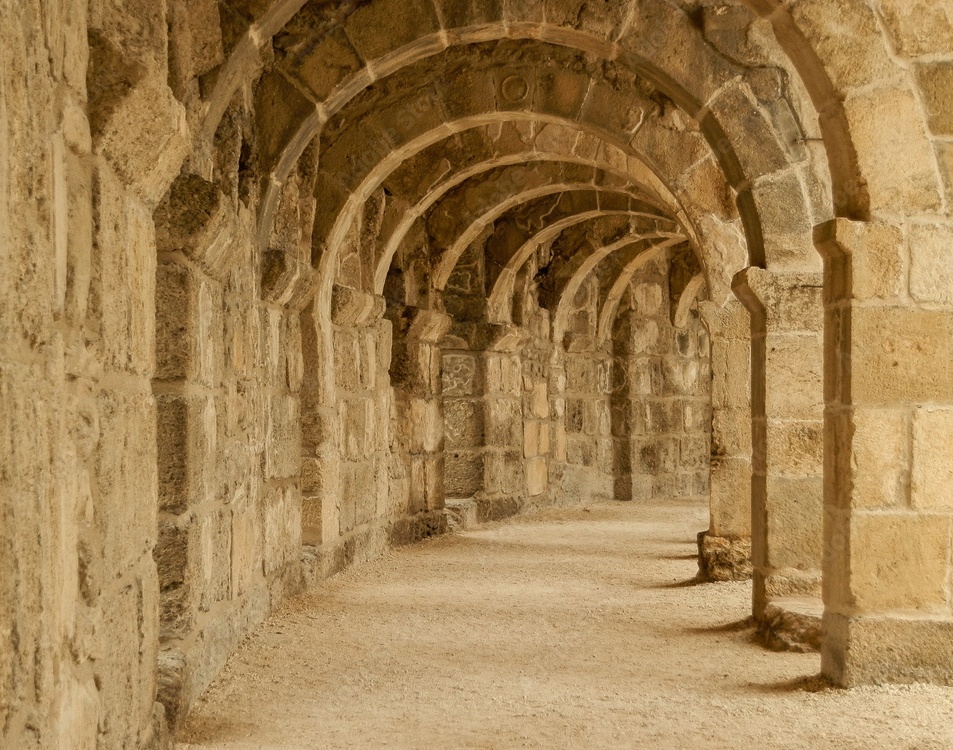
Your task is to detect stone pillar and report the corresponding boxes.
[443,322,529,525]
[559,334,613,504]
[389,306,451,542]
[697,298,753,581]
[817,219,953,686]
[610,307,637,502]
[734,268,824,639]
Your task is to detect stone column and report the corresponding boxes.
[734,268,824,645]
[389,306,451,542]
[443,322,530,524]
[610,307,637,502]
[697,298,753,581]
[817,219,953,686]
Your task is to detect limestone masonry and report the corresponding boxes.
[2,0,953,747]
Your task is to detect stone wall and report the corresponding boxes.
[6,4,953,749]
[618,255,712,505]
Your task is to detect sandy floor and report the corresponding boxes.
[178,501,953,750]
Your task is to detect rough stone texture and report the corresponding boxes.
[757,598,824,654]
[4,3,953,748]
[697,531,752,583]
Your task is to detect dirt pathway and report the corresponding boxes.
[178,501,953,749]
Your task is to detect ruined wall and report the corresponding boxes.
[555,275,614,505]
[8,5,953,749]
[0,0,180,745]
[610,255,711,506]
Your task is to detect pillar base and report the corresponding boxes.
[444,498,480,530]
[823,612,953,687]
[696,531,752,582]
[756,596,823,653]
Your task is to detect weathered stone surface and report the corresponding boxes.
[697,532,752,582]
[757,598,823,653]
[92,76,190,205]
[8,5,953,749]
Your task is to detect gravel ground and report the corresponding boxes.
[178,501,953,750]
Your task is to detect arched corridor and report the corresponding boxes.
[178,503,953,750]
[3,0,953,747]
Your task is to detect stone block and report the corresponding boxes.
[567,434,597,468]
[265,395,301,479]
[837,220,905,302]
[823,612,953,687]
[536,69,590,121]
[255,70,316,173]
[333,327,362,390]
[877,0,953,57]
[442,353,480,396]
[764,476,823,571]
[156,394,218,514]
[712,407,750,458]
[840,407,907,510]
[279,27,363,100]
[155,262,196,381]
[523,420,540,458]
[93,583,141,747]
[96,390,158,578]
[531,383,549,419]
[937,142,953,209]
[710,457,752,538]
[697,532,752,582]
[914,62,953,136]
[231,492,261,598]
[538,423,551,455]
[485,353,522,394]
[434,0,504,28]
[407,456,428,514]
[707,82,789,181]
[168,0,223,89]
[765,419,823,477]
[445,452,483,497]
[764,333,823,420]
[263,487,301,576]
[850,307,953,405]
[92,76,190,205]
[484,449,523,495]
[195,509,232,612]
[413,397,444,454]
[345,0,440,61]
[154,174,240,281]
[843,86,942,214]
[910,222,953,305]
[743,269,824,332]
[679,436,710,471]
[710,339,750,410]
[444,398,483,450]
[91,165,157,376]
[338,397,375,461]
[485,397,522,447]
[850,512,951,612]
[260,247,314,307]
[912,409,953,511]
[791,0,900,89]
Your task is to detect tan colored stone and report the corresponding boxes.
[851,512,952,612]
[851,307,953,404]
[845,407,908,510]
[910,222,953,305]
[914,62,953,136]
[912,409,953,510]
[843,86,942,214]
[93,76,190,205]
[877,0,953,57]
